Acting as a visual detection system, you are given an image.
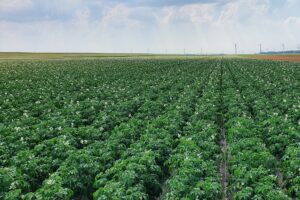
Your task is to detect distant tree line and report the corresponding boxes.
[260,50,300,54]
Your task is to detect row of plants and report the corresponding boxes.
[1,58,299,199]
[227,60,299,198]
[0,60,154,165]
[0,59,210,199]
[162,64,222,199]
[92,63,213,199]
[235,59,299,125]
[0,59,203,199]
[2,59,202,163]
[221,64,290,199]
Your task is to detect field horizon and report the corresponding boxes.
[1,52,300,63]
[1,57,299,199]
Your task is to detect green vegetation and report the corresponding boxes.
[0,52,160,60]
[0,57,299,200]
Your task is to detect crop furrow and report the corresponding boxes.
[224,60,291,199]
[1,58,298,200]
[19,60,207,199]
[234,60,299,125]
[158,61,220,200]
[227,59,299,198]
[218,60,230,200]
[1,60,199,198]
[92,61,213,200]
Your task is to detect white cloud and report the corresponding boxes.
[101,4,141,28]
[0,0,299,53]
[285,16,300,24]
[74,8,91,25]
[0,0,32,12]
[159,3,216,25]
[287,0,298,6]
[160,7,176,25]
[218,0,269,24]
[180,4,215,24]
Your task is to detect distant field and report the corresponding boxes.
[245,54,300,62]
[0,52,218,60]
[0,52,151,60]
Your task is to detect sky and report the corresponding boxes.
[0,0,300,54]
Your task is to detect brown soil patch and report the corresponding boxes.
[249,55,300,62]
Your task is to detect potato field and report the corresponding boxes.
[0,58,299,200]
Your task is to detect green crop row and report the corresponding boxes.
[0,58,299,200]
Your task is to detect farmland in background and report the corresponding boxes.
[243,54,300,62]
[0,52,216,60]
[0,52,155,60]
[0,56,299,200]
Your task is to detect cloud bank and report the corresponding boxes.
[0,0,299,53]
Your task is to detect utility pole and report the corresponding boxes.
[282,43,285,52]
[297,44,300,51]
[235,44,237,54]
[259,44,262,54]
[184,48,186,55]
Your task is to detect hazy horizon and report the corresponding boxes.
[1,0,300,54]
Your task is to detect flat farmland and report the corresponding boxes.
[246,54,300,62]
[0,58,299,200]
